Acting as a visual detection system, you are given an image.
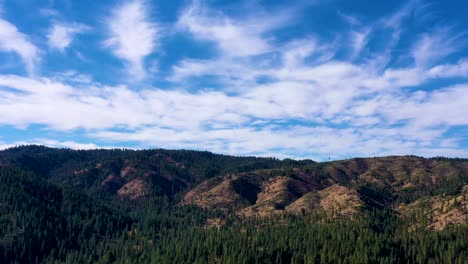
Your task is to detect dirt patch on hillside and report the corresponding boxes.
[117,177,150,200]
[399,185,468,230]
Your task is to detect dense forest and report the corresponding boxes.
[0,145,467,263]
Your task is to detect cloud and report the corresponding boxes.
[53,70,94,84]
[177,0,291,57]
[382,0,417,30]
[0,139,100,150]
[0,18,39,73]
[350,29,370,59]
[104,0,159,80]
[281,38,318,68]
[412,27,460,67]
[428,60,468,78]
[149,0,468,159]
[170,57,262,86]
[0,0,467,160]
[377,85,468,128]
[39,8,61,17]
[91,124,468,160]
[47,22,89,52]
[170,36,336,87]
[0,72,467,159]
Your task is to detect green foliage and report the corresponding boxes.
[0,146,467,263]
[0,167,132,264]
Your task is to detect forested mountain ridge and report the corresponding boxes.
[0,145,309,201]
[183,156,468,228]
[0,145,467,263]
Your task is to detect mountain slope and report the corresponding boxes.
[182,156,468,225]
[0,166,132,263]
[0,145,311,201]
[1,146,466,224]
[0,146,467,263]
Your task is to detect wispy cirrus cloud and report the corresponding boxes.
[412,27,462,68]
[349,28,370,60]
[104,0,159,80]
[428,59,468,78]
[47,22,90,52]
[176,0,292,57]
[0,18,39,74]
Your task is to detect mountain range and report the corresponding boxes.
[0,145,467,263]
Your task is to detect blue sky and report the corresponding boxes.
[0,0,467,160]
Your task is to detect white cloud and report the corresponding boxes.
[0,73,467,159]
[47,22,89,52]
[0,139,100,150]
[282,38,318,68]
[412,27,460,67]
[0,18,39,73]
[381,0,417,30]
[53,70,94,84]
[33,139,100,150]
[170,57,263,86]
[91,124,468,160]
[350,29,370,59]
[428,60,468,78]
[177,0,291,57]
[104,0,158,80]
[0,0,467,160]
[384,85,468,128]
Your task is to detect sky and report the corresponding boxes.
[0,0,467,160]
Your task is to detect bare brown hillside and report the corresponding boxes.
[181,156,468,228]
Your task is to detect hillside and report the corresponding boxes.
[182,156,468,228]
[0,146,467,263]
